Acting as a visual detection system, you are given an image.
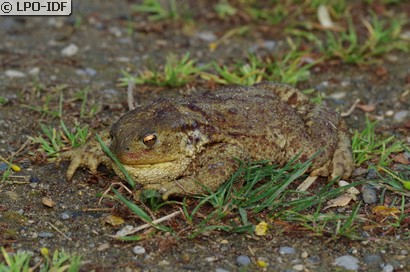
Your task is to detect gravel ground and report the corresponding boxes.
[1,1,409,271]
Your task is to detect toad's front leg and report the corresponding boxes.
[56,131,112,180]
[144,143,245,200]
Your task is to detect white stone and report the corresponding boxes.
[5,70,25,78]
[132,245,146,255]
[61,43,79,57]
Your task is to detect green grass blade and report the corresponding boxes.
[96,134,135,189]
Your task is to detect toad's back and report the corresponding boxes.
[178,82,343,168]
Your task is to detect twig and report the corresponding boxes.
[296,175,318,191]
[341,98,360,117]
[127,79,135,111]
[98,182,133,205]
[47,222,73,243]
[82,208,113,212]
[110,210,182,238]
[10,138,31,158]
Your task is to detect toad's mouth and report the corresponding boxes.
[121,160,177,167]
[116,152,178,166]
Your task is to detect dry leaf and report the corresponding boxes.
[208,42,217,52]
[372,206,400,216]
[324,193,355,209]
[41,197,55,208]
[338,180,360,195]
[255,221,268,236]
[375,66,388,77]
[317,5,334,28]
[103,214,125,226]
[392,153,410,165]
[357,103,376,112]
[324,180,360,209]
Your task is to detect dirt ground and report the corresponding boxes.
[0,1,409,271]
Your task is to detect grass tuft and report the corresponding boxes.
[291,12,408,64]
[352,116,406,167]
[201,54,265,86]
[214,0,237,19]
[0,247,81,272]
[31,121,89,157]
[376,165,410,194]
[120,53,204,87]
[133,0,179,21]
[127,154,366,238]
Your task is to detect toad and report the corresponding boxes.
[58,82,354,199]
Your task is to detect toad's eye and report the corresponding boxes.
[142,133,157,147]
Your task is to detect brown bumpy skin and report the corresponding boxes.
[58,82,354,199]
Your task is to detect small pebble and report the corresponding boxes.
[115,225,134,237]
[306,255,321,264]
[361,184,377,204]
[279,246,296,255]
[292,264,304,271]
[236,255,251,266]
[30,177,40,183]
[116,56,130,62]
[132,245,146,255]
[263,40,276,51]
[393,110,409,122]
[5,70,26,78]
[340,80,350,87]
[108,26,122,37]
[363,254,383,266]
[158,260,170,266]
[385,54,398,62]
[76,68,97,77]
[329,92,347,100]
[249,40,276,52]
[47,17,64,28]
[401,30,410,40]
[38,232,54,238]
[385,110,394,117]
[333,255,359,271]
[205,256,218,262]
[400,250,408,255]
[59,211,71,220]
[382,263,394,272]
[366,168,379,180]
[61,43,79,57]
[196,31,217,42]
[361,231,371,238]
[315,81,329,91]
[0,162,8,171]
[28,67,40,75]
[84,67,97,76]
[301,251,308,258]
[215,268,230,272]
